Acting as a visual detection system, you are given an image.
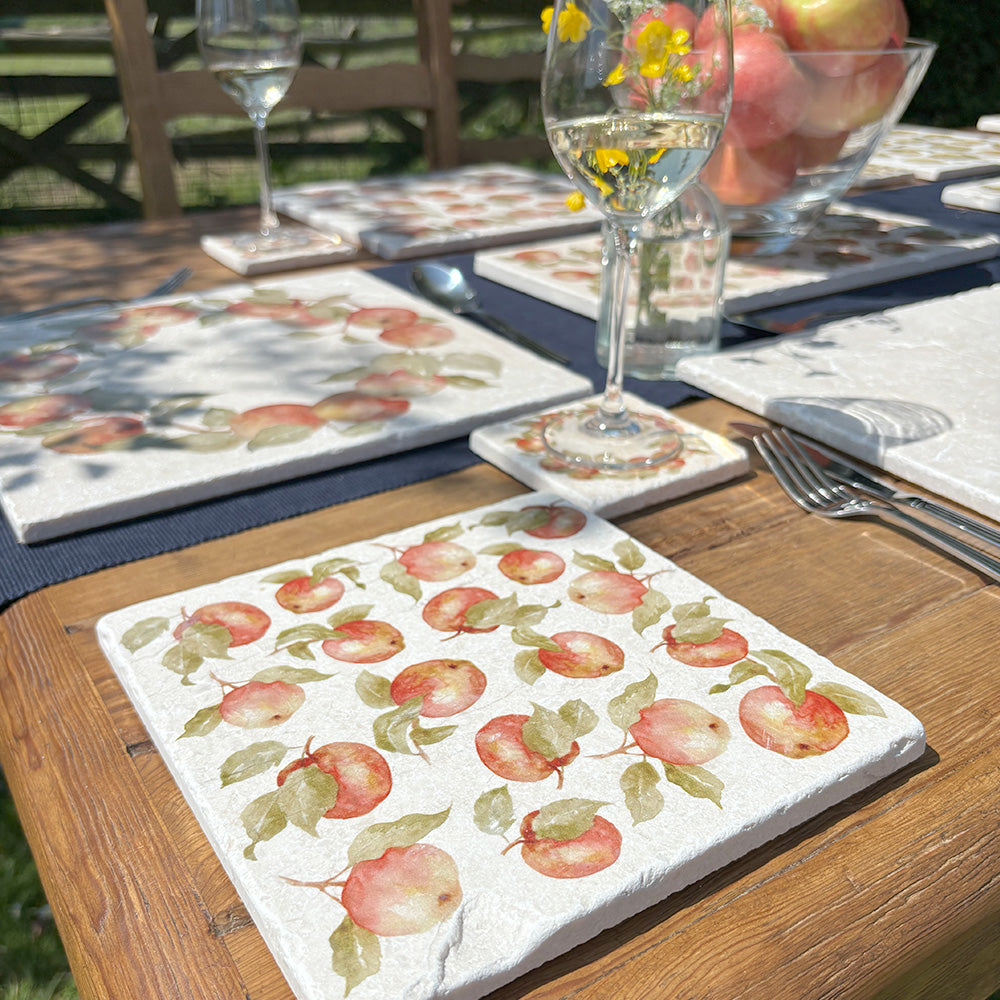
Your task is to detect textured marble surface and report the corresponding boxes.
[677,285,1000,522]
[470,394,749,517]
[0,269,591,542]
[97,491,925,1000]
[941,175,1000,214]
[473,205,999,318]
[200,226,358,275]
[272,165,601,260]
[863,125,1000,183]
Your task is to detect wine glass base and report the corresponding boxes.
[541,407,682,471]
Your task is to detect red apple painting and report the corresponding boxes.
[102,493,919,1000]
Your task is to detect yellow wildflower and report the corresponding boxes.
[636,20,691,78]
[604,62,626,86]
[565,190,587,212]
[593,147,628,172]
[541,6,553,33]
[557,2,591,43]
[673,62,694,83]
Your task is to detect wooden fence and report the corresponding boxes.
[0,0,549,230]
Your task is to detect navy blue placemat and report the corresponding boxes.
[2,182,998,610]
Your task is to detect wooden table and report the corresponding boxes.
[1,216,999,1000]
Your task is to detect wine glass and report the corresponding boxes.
[197,0,304,251]
[542,0,732,468]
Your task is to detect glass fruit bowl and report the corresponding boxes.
[702,35,935,255]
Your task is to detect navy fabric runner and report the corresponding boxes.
[2,181,998,609]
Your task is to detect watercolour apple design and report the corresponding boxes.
[0,350,80,384]
[263,556,363,614]
[513,629,626,686]
[312,391,410,424]
[478,542,566,585]
[651,597,749,668]
[475,793,622,879]
[377,523,477,601]
[276,739,392,818]
[478,501,587,539]
[475,700,597,788]
[0,393,91,429]
[174,601,271,647]
[273,604,405,665]
[355,658,487,759]
[219,679,306,728]
[709,648,886,757]
[227,403,326,448]
[284,807,459,992]
[41,415,147,454]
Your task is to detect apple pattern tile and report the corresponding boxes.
[200,225,358,276]
[862,125,1000,183]
[97,491,924,1000]
[473,204,1000,318]
[0,269,591,542]
[272,164,602,259]
[470,393,750,517]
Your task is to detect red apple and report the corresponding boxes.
[345,306,420,330]
[228,403,324,441]
[799,52,907,135]
[517,811,621,879]
[537,631,625,678]
[739,685,849,757]
[219,679,304,728]
[277,741,391,818]
[173,601,271,646]
[567,570,647,614]
[629,697,731,765]
[312,391,409,423]
[520,503,587,539]
[321,620,404,663]
[778,0,897,75]
[659,624,749,667]
[390,658,487,717]
[40,415,146,454]
[421,586,499,636]
[695,0,781,49]
[398,540,476,582]
[702,135,799,205]
[725,30,809,149]
[378,323,454,348]
[475,714,579,785]
[497,548,566,585]
[0,393,90,429]
[275,575,345,614]
[354,370,447,398]
[341,843,461,936]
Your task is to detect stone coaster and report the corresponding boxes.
[200,226,358,275]
[976,115,1000,133]
[469,394,749,517]
[97,490,924,1000]
[941,175,1000,213]
[0,269,591,542]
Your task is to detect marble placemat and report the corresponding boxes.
[0,270,591,543]
[941,175,1000,214]
[861,125,1000,183]
[272,164,601,260]
[676,285,1000,523]
[470,393,749,517]
[474,204,1000,318]
[96,490,924,1000]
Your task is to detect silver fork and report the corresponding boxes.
[755,427,1000,584]
[2,267,194,322]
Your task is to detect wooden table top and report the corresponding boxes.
[0,215,999,1000]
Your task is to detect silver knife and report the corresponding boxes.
[729,421,1000,551]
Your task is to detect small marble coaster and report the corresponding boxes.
[941,175,1000,213]
[200,226,358,275]
[976,115,1000,133]
[469,394,750,517]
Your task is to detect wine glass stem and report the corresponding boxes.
[253,116,279,239]
[599,223,638,430]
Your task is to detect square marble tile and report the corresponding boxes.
[200,226,358,275]
[470,394,749,517]
[474,204,999,318]
[676,285,1000,523]
[0,269,591,542]
[97,490,924,1000]
[273,164,601,259]
[863,125,1000,182]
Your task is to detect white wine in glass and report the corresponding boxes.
[197,0,303,250]
[542,0,732,469]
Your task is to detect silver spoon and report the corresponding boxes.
[410,261,569,366]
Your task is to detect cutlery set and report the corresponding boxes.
[734,422,1000,584]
